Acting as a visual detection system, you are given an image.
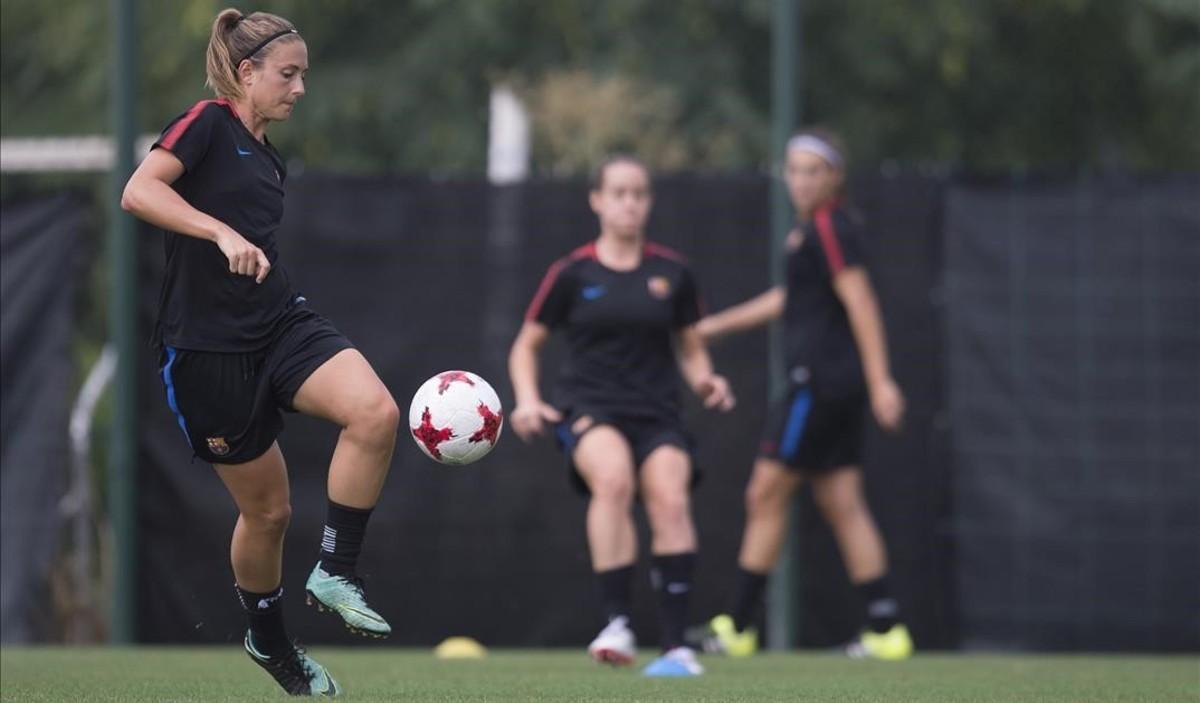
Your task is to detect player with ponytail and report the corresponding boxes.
[122,8,400,695]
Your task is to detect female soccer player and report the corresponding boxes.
[697,129,913,660]
[508,156,735,677]
[122,8,399,695]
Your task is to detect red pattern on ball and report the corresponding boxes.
[437,371,475,394]
[469,403,503,445]
[412,406,454,459]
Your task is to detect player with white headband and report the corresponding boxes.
[692,127,914,661]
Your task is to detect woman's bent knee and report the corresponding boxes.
[745,479,789,517]
[815,488,867,525]
[647,496,695,550]
[589,472,635,505]
[244,503,292,534]
[646,492,692,534]
[349,392,400,444]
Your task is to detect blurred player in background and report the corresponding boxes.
[121,7,400,695]
[508,155,736,677]
[694,128,913,660]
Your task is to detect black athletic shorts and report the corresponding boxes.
[758,381,866,472]
[157,303,353,465]
[554,408,698,496]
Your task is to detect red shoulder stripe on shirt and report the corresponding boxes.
[159,100,218,150]
[159,99,240,151]
[644,241,688,264]
[814,206,845,276]
[215,97,239,118]
[523,242,596,321]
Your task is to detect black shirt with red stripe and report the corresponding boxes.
[526,241,703,419]
[152,98,296,352]
[784,203,867,397]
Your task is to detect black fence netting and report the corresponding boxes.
[133,172,954,648]
[945,177,1200,651]
[132,172,1198,651]
[0,193,89,642]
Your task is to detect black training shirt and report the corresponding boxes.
[526,241,703,419]
[151,98,296,352]
[783,203,867,397]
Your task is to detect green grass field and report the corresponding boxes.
[1,647,1196,702]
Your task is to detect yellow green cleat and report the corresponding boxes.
[706,614,759,658]
[846,624,914,660]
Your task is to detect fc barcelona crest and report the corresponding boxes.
[206,436,231,456]
[647,276,671,299]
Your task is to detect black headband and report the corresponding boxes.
[236,28,298,65]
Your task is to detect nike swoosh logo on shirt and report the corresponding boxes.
[581,285,607,300]
[236,146,252,156]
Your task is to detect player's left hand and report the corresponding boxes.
[870,377,905,432]
[695,374,736,412]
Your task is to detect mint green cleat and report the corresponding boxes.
[305,562,391,638]
[244,631,340,697]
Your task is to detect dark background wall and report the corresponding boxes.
[0,194,88,642]
[125,173,1198,651]
[944,178,1200,650]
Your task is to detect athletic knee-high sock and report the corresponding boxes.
[731,567,769,633]
[856,575,900,633]
[236,584,289,656]
[319,500,373,576]
[596,564,634,622]
[651,552,695,651]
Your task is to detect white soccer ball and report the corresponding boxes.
[408,370,504,465]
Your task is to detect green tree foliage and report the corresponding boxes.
[805,0,1200,171]
[2,0,1196,174]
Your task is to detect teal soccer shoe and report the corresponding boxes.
[305,562,391,638]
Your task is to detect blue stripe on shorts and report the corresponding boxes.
[779,387,813,461]
[161,346,193,448]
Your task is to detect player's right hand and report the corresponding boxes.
[510,401,563,443]
[214,227,271,283]
[695,374,736,412]
[870,377,905,432]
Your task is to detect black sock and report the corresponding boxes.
[236,583,289,656]
[319,500,373,577]
[651,552,695,651]
[596,564,634,622]
[731,567,769,633]
[856,575,900,634]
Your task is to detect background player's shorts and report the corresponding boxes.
[157,303,353,465]
[758,382,866,472]
[554,409,699,496]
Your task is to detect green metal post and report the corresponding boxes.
[767,0,800,650]
[108,0,139,644]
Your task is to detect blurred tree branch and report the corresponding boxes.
[2,0,1195,174]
